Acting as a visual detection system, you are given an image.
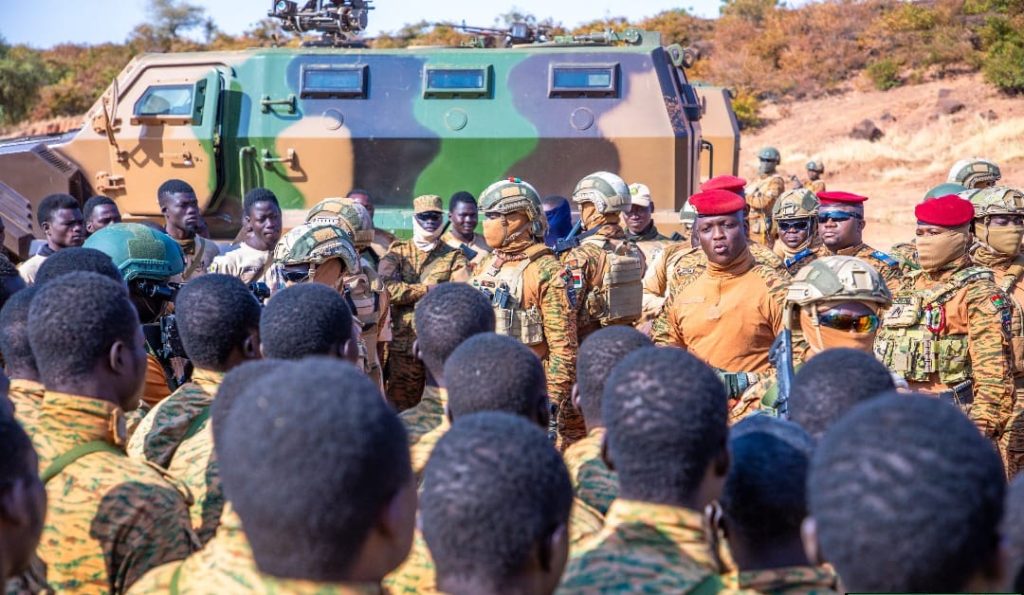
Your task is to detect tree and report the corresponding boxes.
[0,38,50,125]
[130,0,209,52]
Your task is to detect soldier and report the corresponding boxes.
[0,417,46,594]
[126,274,262,544]
[561,172,644,340]
[207,188,282,284]
[652,189,789,401]
[84,223,187,407]
[379,195,469,411]
[442,191,491,270]
[348,188,397,268]
[0,288,43,437]
[803,160,826,194]
[948,157,1001,190]
[566,326,651,516]
[716,417,838,594]
[806,394,1005,593]
[815,191,904,294]
[874,194,1015,444]
[18,193,85,284]
[25,272,197,593]
[82,195,122,236]
[625,183,671,251]
[158,180,219,281]
[217,359,416,592]
[261,283,359,362]
[401,283,494,448]
[469,178,580,443]
[890,183,969,266]
[420,413,573,595]
[0,253,24,309]
[560,347,730,593]
[746,147,786,246]
[962,186,1024,474]
[304,203,394,389]
[542,195,573,249]
[772,188,822,274]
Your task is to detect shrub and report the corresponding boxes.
[731,89,763,129]
[983,40,1024,93]
[867,58,902,90]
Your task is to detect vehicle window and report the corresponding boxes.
[301,65,367,99]
[424,67,490,98]
[549,65,619,98]
[134,85,195,117]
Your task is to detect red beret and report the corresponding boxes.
[818,191,868,205]
[689,190,746,216]
[701,175,747,193]
[915,194,975,227]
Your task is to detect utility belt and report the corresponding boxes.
[935,379,974,408]
[719,371,762,399]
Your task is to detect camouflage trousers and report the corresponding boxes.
[385,351,426,412]
[556,401,587,451]
[1001,376,1024,478]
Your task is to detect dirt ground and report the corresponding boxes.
[738,73,1024,250]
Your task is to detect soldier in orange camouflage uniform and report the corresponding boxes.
[962,186,1024,474]
[348,188,397,269]
[652,189,790,403]
[874,194,1015,445]
[746,147,786,246]
[469,178,580,444]
[379,195,469,411]
[25,273,197,594]
[815,191,906,295]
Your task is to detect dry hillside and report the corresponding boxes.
[740,74,1024,249]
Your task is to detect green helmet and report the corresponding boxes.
[786,256,892,307]
[571,171,630,214]
[923,182,967,200]
[272,223,360,274]
[772,189,819,221]
[83,222,185,282]
[947,158,1001,189]
[961,186,1024,218]
[758,147,781,162]
[806,160,824,173]
[480,177,546,237]
[306,198,374,250]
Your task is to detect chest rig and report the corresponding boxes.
[579,237,644,326]
[471,246,548,346]
[342,270,383,382]
[999,263,1024,373]
[874,267,991,384]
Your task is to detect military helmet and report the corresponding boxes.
[272,223,360,274]
[924,182,967,200]
[571,171,630,213]
[772,189,819,221]
[961,186,1024,218]
[806,160,824,173]
[83,222,185,282]
[786,256,892,307]
[758,147,781,162]
[306,198,374,249]
[947,158,1001,189]
[480,177,546,237]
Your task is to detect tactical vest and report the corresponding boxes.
[999,264,1024,373]
[470,247,548,346]
[746,176,783,245]
[581,237,644,326]
[874,267,991,385]
[342,269,384,386]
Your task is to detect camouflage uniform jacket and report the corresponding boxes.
[561,224,629,333]
[172,236,220,282]
[33,392,197,594]
[723,566,838,595]
[874,257,1015,439]
[9,379,44,440]
[558,499,723,594]
[378,240,469,351]
[563,427,617,516]
[814,243,905,296]
[746,174,786,245]
[805,179,826,194]
[411,421,450,483]
[441,230,490,272]
[398,386,447,447]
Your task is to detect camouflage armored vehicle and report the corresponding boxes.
[0,1,738,257]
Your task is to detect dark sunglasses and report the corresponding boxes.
[281,269,311,283]
[415,212,443,223]
[818,211,863,224]
[818,310,879,333]
[778,220,810,232]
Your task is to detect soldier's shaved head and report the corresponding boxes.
[0,255,24,312]
[0,416,45,577]
[413,283,494,382]
[0,288,39,381]
[575,326,651,428]
[602,346,728,508]
[34,247,121,286]
[211,359,285,448]
[260,284,354,361]
[175,274,262,372]
[808,393,1004,592]
[157,179,196,206]
[789,348,894,440]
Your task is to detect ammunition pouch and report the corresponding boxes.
[584,240,643,326]
[719,371,761,399]
[471,248,549,347]
[937,379,974,408]
[874,331,971,384]
[495,304,545,347]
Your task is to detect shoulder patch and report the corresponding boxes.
[870,250,900,268]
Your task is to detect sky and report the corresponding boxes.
[1,0,725,48]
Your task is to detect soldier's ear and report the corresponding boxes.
[412,339,422,363]
[339,338,360,365]
[242,328,261,360]
[600,434,614,471]
[801,517,824,566]
[571,384,580,411]
[540,522,568,573]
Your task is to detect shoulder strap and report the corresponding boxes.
[925,266,994,306]
[1001,264,1024,292]
[41,441,121,484]
[169,563,184,595]
[182,237,207,279]
[784,248,812,269]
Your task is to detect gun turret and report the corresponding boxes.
[269,0,373,47]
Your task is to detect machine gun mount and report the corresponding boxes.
[268,0,374,47]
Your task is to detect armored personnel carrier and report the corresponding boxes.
[0,0,739,257]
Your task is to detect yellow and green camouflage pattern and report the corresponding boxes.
[562,427,618,516]
[398,386,448,447]
[8,378,44,440]
[722,565,838,595]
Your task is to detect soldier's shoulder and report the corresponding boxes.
[751,259,791,286]
[750,243,785,268]
[861,245,902,268]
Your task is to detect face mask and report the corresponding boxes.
[311,259,344,290]
[412,216,444,252]
[982,224,1024,256]
[758,161,775,175]
[916,228,969,271]
[483,217,507,249]
[800,308,877,354]
[483,214,533,253]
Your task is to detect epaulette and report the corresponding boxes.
[784,248,813,269]
[870,250,900,268]
[670,231,685,242]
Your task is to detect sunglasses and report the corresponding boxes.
[415,212,443,223]
[818,211,863,224]
[818,310,879,333]
[778,220,810,232]
[281,269,311,283]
